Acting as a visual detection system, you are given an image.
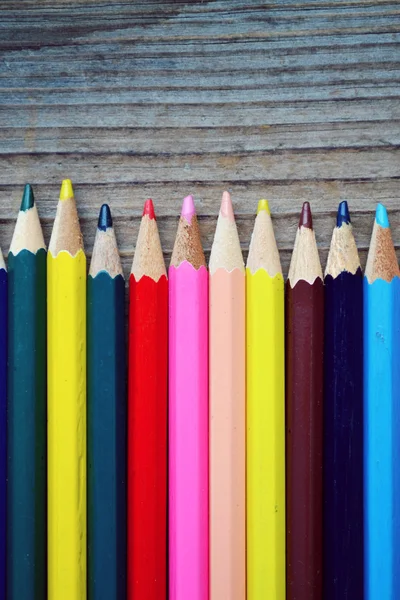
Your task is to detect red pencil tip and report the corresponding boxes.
[299,202,313,229]
[143,198,156,220]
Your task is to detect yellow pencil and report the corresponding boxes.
[48,179,86,599]
[246,200,285,599]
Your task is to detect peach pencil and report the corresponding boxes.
[209,191,245,600]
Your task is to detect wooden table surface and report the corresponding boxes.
[1,0,399,276]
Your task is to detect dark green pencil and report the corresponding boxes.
[7,184,47,600]
[87,204,126,600]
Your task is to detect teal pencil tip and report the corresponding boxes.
[20,184,34,211]
[376,203,389,228]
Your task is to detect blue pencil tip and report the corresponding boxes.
[376,203,389,228]
[98,204,112,231]
[336,201,351,227]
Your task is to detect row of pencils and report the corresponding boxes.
[0,178,395,600]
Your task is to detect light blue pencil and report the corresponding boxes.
[364,203,400,599]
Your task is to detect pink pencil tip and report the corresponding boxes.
[181,195,196,223]
[143,198,155,219]
[220,191,234,220]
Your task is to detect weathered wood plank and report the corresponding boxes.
[1,4,399,41]
[1,85,399,105]
[0,149,398,184]
[1,98,399,128]
[2,31,399,58]
[2,122,398,154]
[2,43,398,76]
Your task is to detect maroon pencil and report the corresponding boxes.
[286,202,324,600]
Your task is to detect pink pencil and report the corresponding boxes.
[169,195,209,600]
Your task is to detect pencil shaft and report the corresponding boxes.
[48,250,86,600]
[0,268,6,599]
[286,279,324,600]
[87,272,126,600]
[364,277,400,598]
[247,269,285,599]
[209,268,245,600]
[7,250,46,600]
[128,274,168,600]
[169,262,208,600]
[324,270,363,600]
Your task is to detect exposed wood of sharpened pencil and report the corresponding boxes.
[209,191,245,600]
[246,199,285,600]
[323,201,363,600]
[7,184,47,600]
[169,195,208,600]
[128,198,168,600]
[364,203,400,600]
[87,204,126,600]
[286,202,324,600]
[47,179,86,600]
[170,195,206,270]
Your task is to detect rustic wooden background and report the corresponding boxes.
[1,0,399,276]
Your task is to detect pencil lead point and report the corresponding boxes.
[143,198,156,220]
[220,191,234,219]
[257,199,270,215]
[60,179,74,201]
[299,201,313,229]
[376,203,389,228]
[181,195,196,223]
[98,204,112,231]
[336,201,351,227]
[20,183,34,211]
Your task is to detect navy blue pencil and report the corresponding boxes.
[0,251,6,597]
[323,201,363,599]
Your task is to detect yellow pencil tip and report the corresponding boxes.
[257,199,270,215]
[60,179,74,201]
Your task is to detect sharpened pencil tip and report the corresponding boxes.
[299,201,313,229]
[60,179,74,201]
[337,200,351,227]
[181,195,196,223]
[376,203,389,228]
[98,204,112,231]
[20,184,34,211]
[257,199,270,215]
[143,198,156,220]
[220,191,234,220]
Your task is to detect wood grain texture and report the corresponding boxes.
[0,0,399,279]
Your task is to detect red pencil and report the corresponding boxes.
[128,199,168,599]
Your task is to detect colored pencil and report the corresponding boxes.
[209,191,245,600]
[364,204,400,599]
[286,202,324,600]
[128,199,168,600]
[47,179,86,600]
[87,204,126,600]
[7,184,47,600]
[324,201,363,600]
[169,195,208,600]
[246,199,285,599]
[0,242,6,599]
